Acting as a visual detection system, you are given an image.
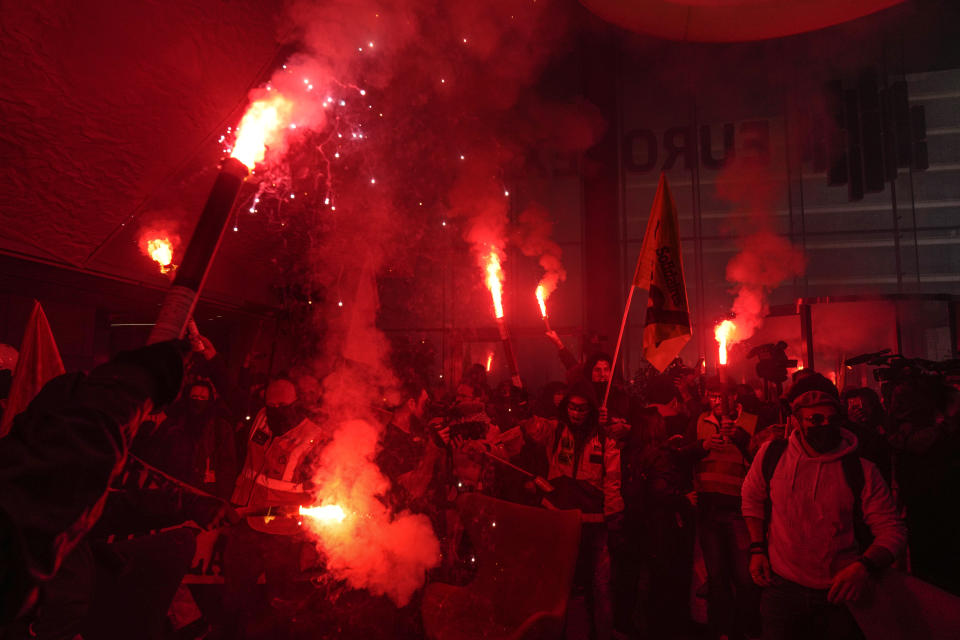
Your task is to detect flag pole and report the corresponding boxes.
[602,285,636,409]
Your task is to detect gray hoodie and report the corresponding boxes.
[742,428,906,589]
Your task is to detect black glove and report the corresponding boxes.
[111,340,188,408]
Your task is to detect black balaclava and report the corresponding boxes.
[266,403,301,436]
[803,414,844,454]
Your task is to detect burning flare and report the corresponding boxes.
[147,237,174,274]
[299,504,346,524]
[485,250,504,319]
[231,93,293,170]
[535,285,548,318]
[485,351,494,372]
[715,319,737,366]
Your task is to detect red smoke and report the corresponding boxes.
[513,204,567,301]
[221,0,591,607]
[725,231,806,343]
[303,418,439,606]
[715,148,806,346]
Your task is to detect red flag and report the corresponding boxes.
[0,301,65,436]
[634,174,691,371]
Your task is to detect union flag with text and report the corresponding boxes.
[633,173,691,371]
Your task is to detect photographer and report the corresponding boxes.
[442,382,519,495]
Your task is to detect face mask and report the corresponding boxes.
[803,422,842,453]
[266,404,299,434]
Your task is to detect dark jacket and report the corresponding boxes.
[0,343,183,621]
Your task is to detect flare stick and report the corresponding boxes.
[148,158,249,343]
[496,318,523,388]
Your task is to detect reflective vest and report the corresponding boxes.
[695,410,757,497]
[231,409,324,510]
[525,416,624,520]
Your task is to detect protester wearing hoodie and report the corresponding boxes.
[742,374,906,640]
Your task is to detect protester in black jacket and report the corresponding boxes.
[0,341,185,623]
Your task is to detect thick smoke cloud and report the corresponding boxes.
[302,418,439,606]
[231,0,586,606]
[715,160,806,344]
[725,231,806,342]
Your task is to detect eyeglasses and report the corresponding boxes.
[568,402,590,413]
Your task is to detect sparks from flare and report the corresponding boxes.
[299,504,346,524]
[715,320,737,366]
[485,250,504,319]
[147,238,174,273]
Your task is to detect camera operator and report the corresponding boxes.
[441,382,522,496]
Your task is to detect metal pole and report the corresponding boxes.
[603,285,636,408]
[799,302,815,371]
[496,318,523,388]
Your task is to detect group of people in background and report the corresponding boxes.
[0,327,958,640]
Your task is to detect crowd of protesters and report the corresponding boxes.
[0,326,958,640]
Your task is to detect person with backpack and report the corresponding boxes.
[741,373,906,640]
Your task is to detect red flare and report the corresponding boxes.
[485,250,504,319]
[231,93,293,170]
[535,285,548,318]
[147,237,174,273]
[299,504,346,524]
[715,319,736,366]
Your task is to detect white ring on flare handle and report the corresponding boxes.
[579,0,907,42]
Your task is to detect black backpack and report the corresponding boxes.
[761,438,874,552]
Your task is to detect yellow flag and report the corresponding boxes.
[634,174,691,372]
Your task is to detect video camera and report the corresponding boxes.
[747,341,797,384]
[846,350,960,384]
[428,399,491,441]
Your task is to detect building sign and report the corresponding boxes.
[623,120,773,173]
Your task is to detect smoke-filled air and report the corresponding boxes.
[221,0,588,606]
[715,161,806,347]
